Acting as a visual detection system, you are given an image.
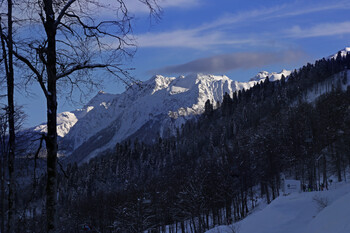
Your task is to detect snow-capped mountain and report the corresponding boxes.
[33,91,116,138]
[34,112,78,138]
[29,43,350,163]
[31,46,350,164]
[32,72,285,163]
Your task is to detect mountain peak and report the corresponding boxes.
[250,71,270,81]
[148,75,176,94]
[249,70,291,82]
[328,47,350,60]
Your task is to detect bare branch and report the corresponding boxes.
[57,160,68,179]
[55,0,76,27]
[56,63,110,80]
[11,50,48,97]
[0,18,10,81]
[33,134,45,188]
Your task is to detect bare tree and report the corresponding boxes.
[0,108,8,233]
[0,0,16,231]
[1,0,160,232]
[0,104,25,233]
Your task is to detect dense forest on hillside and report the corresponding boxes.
[10,53,350,232]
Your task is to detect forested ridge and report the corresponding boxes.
[14,53,350,232]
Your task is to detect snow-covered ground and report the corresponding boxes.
[207,182,350,233]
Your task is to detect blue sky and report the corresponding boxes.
[12,0,350,127]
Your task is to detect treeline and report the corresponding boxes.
[15,52,350,232]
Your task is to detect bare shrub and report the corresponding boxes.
[313,195,328,211]
[228,223,240,233]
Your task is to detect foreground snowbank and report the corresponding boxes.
[207,183,350,233]
[305,190,350,233]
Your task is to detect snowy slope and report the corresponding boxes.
[30,46,350,164]
[36,67,350,164]
[64,74,271,163]
[40,65,350,164]
[31,72,286,163]
[207,184,350,233]
[33,70,288,142]
[249,69,291,82]
[34,112,78,137]
[26,47,350,162]
[328,47,350,60]
[33,90,116,138]
[206,183,350,233]
[296,70,350,104]
[304,188,350,233]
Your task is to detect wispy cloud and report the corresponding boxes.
[136,30,258,49]
[160,0,199,9]
[123,0,199,13]
[194,5,285,32]
[273,0,350,18]
[285,21,350,38]
[149,49,305,75]
[135,5,283,48]
[135,1,350,49]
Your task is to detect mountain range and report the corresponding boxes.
[28,47,349,164]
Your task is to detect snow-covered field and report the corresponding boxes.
[207,182,350,233]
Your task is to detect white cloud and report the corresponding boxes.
[135,29,258,49]
[134,1,350,49]
[150,49,305,74]
[161,0,199,8]
[273,0,350,18]
[134,5,285,49]
[286,21,350,38]
[119,0,199,13]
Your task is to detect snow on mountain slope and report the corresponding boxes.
[206,182,350,233]
[297,70,350,104]
[64,74,269,163]
[33,90,117,138]
[328,47,350,60]
[304,187,350,233]
[30,71,289,163]
[31,63,350,164]
[34,112,78,137]
[249,69,291,82]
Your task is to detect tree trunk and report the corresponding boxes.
[265,183,270,204]
[225,200,232,224]
[233,196,239,220]
[205,212,209,229]
[0,145,5,233]
[313,163,317,190]
[322,154,327,189]
[240,190,245,218]
[260,182,264,198]
[180,221,185,233]
[6,0,16,231]
[271,180,276,200]
[336,151,342,182]
[0,27,8,233]
[44,0,58,232]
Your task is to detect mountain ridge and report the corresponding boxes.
[30,71,289,163]
[29,47,350,163]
